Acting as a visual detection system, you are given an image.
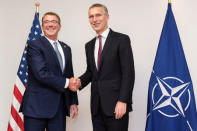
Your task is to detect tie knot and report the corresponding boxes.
[98,35,102,39]
[53,42,57,46]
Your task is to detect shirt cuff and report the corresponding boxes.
[64,78,69,88]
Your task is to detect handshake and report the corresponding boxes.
[68,78,81,92]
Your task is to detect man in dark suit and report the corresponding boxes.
[69,3,135,131]
[20,12,78,131]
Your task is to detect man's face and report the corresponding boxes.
[42,15,61,40]
[88,7,109,34]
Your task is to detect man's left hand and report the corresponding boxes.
[114,101,127,119]
[70,104,78,119]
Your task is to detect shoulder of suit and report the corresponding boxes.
[27,36,45,47]
[110,30,130,39]
[85,37,96,47]
[59,40,71,50]
[28,36,43,43]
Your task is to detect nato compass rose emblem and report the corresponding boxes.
[152,76,191,117]
[149,72,193,130]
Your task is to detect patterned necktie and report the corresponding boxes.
[97,35,102,70]
[53,42,63,72]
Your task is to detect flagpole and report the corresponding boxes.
[35,2,40,13]
[168,0,171,3]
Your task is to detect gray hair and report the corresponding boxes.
[89,3,108,14]
[42,12,61,25]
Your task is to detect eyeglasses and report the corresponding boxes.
[43,20,59,24]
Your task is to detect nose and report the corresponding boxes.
[47,22,54,27]
[93,16,97,22]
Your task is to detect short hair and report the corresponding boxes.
[42,12,61,25]
[89,3,108,14]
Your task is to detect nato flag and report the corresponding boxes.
[145,3,197,131]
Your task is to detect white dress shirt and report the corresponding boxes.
[45,36,69,88]
[94,28,110,69]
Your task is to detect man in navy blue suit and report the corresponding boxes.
[20,12,78,131]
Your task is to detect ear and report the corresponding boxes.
[59,24,62,30]
[106,14,109,20]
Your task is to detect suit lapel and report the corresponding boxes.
[98,29,114,71]
[41,37,62,73]
[89,38,98,75]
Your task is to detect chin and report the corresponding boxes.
[47,32,55,36]
[94,28,101,32]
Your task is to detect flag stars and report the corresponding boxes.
[24,79,27,83]
[26,72,28,76]
[21,64,24,68]
[19,71,23,75]
[36,25,39,28]
[22,57,26,61]
[34,31,38,35]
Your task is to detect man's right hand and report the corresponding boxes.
[68,78,81,92]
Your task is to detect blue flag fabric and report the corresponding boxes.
[145,3,197,131]
[17,13,42,86]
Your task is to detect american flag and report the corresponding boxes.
[7,12,42,131]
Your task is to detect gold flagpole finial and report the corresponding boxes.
[35,2,40,13]
[168,0,171,3]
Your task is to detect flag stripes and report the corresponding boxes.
[7,13,42,131]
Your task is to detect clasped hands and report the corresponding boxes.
[68,78,81,92]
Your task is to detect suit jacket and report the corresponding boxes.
[79,29,135,116]
[19,36,78,118]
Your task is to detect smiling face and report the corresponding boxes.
[42,14,61,41]
[88,6,109,35]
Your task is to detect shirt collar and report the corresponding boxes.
[96,28,110,39]
[45,36,59,45]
